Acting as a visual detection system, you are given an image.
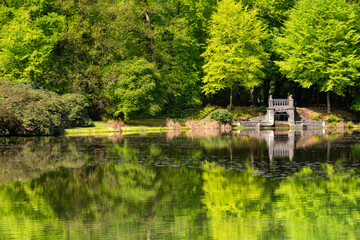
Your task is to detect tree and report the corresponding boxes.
[275,0,360,113]
[102,58,165,121]
[202,0,268,110]
[0,0,65,84]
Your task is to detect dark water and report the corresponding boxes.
[1,129,360,239]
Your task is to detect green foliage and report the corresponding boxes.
[0,0,359,119]
[346,121,354,128]
[102,58,165,121]
[350,95,360,112]
[275,0,360,97]
[0,0,65,83]
[209,109,233,124]
[61,94,93,127]
[0,79,91,136]
[234,111,252,120]
[326,114,342,123]
[202,0,268,97]
[196,105,217,120]
[256,106,267,114]
[312,113,322,121]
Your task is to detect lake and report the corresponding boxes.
[1,129,360,239]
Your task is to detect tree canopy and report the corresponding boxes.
[202,0,268,109]
[275,0,360,112]
[1,0,360,119]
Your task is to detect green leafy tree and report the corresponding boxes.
[202,0,268,110]
[102,58,165,121]
[0,0,65,83]
[275,0,360,113]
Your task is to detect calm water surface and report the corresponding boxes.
[1,129,360,239]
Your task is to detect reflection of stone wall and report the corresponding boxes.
[236,129,326,161]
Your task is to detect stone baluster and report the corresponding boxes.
[288,95,294,107]
[269,95,273,107]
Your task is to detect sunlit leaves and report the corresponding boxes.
[202,0,268,95]
[275,0,360,97]
[102,58,165,120]
[0,2,65,82]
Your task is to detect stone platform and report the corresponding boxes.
[238,95,325,128]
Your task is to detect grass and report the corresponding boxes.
[65,121,116,135]
[65,121,190,136]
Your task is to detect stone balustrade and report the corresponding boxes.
[268,96,294,108]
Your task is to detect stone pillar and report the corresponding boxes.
[288,95,294,107]
[287,95,295,126]
[287,110,295,126]
[266,109,275,125]
[269,95,273,107]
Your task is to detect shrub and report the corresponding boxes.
[312,113,322,120]
[196,105,216,120]
[209,109,233,124]
[326,114,342,123]
[257,106,267,114]
[62,94,93,127]
[0,79,91,136]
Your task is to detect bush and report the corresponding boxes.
[62,94,93,127]
[196,105,217,120]
[0,79,91,136]
[257,106,267,114]
[312,113,322,120]
[209,109,233,124]
[326,114,342,123]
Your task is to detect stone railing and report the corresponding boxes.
[294,121,325,127]
[268,96,294,108]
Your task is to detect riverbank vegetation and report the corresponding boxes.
[0,80,91,136]
[2,0,360,135]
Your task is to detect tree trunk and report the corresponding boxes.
[326,91,331,113]
[143,0,156,63]
[229,88,233,110]
[250,88,254,104]
[263,79,270,105]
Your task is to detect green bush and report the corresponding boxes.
[312,113,322,120]
[209,109,233,124]
[196,105,216,120]
[326,114,342,123]
[62,94,93,127]
[257,106,267,114]
[0,79,91,136]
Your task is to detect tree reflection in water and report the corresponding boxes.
[0,130,359,239]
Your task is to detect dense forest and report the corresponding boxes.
[1,0,360,120]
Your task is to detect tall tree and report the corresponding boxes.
[202,0,268,110]
[275,0,360,113]
[0,0,65,84]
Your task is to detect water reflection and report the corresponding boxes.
[0,130,360,239]
[236,129,326,161]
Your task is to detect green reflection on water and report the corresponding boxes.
[0,132,359,239]
[202,161,269,240]
[202,160,360,240]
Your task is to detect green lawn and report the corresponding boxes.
[65,121,171,136]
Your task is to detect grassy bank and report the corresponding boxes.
[65,121,190,136]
